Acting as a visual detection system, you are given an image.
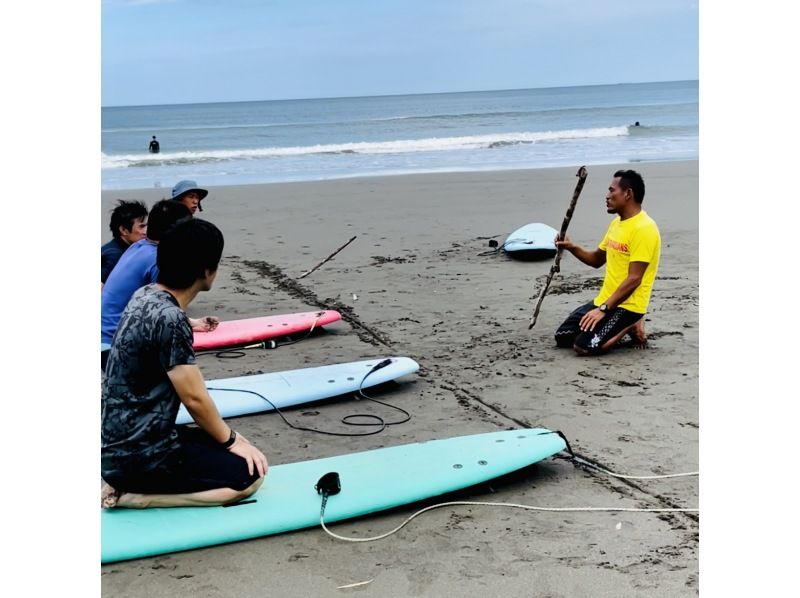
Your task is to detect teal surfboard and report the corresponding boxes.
[176,357,419,425]
[101,428,566,563]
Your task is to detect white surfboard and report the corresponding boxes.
[176,356,420,424]
[503,222,558,259]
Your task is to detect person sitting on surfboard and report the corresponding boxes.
[170,179,208,214]
[148,135,160,153]
[554,169,660,355]
[101,200,219,370]
[101,199,148,287]
[101,218,268,509]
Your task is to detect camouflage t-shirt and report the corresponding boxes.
[101,284,196,479]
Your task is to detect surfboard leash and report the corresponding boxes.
[205,358,411,437]
[314,429,698,543]
[317,497,699,544]
[537,429,700,480]
[196,313,328,359]
[477,239,509,257]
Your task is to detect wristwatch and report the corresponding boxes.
[599,303,609,313]
[221,429,237,449]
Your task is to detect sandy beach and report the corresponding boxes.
[100,161,699,596]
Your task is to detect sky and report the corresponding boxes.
[101,0,698,106]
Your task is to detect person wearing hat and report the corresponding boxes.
[101,200,219,370]
[171,180,208,214]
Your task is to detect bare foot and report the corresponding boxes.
[629,319,648,349]
[101,482,122,509]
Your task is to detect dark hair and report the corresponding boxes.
[146,200,191,241]
[109,200,148,239]
[613,169,646,204]
[157,218,224,289]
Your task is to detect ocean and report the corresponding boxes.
[101,80,698,191]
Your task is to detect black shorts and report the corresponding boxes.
[103,427,261,495]
[554,301,643,354]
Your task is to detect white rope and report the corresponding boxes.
[571,456,699,480]
[320,500,698,543]
[320,457,700,543]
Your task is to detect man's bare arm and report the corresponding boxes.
[578,261,649,332]
[167,364,268,477]
[168,364,230,441]
[555,236,607,268]
[602,261,648,309]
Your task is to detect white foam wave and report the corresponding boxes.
[101,127,628,169]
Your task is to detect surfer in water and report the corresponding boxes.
[553,169,660,355]
[148,135,160,153]
[101,218,268,509]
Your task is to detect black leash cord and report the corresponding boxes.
[196,316,325,359]
[206,359,410,437]
[196,331,309,359]
[477,241,508,257]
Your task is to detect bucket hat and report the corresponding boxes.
[171,180,208,201]
[170,180,208,213]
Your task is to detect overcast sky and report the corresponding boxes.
[102,0,698,106]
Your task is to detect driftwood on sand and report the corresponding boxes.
[298,235,358,280]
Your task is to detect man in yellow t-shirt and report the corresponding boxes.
[554,169,661,355]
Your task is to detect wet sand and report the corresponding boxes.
[100,161,699,596]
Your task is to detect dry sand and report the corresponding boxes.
[100,161,699,597]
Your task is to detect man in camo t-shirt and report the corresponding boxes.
[101,218,268,509]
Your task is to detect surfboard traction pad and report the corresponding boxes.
[101,428,566,563]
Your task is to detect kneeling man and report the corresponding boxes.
[554,169,661,355]
[101,218,267,508]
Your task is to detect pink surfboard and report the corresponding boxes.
[193,310,342,351]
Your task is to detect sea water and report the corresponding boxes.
[101,80,697,191]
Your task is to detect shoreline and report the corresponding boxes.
[100,158,699,196]
[101,157,698,194]
[101,160,699,596]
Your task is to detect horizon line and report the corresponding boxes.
[102,79,698,110]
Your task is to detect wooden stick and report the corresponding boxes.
[297,235,357,280]
[528,166,588,329]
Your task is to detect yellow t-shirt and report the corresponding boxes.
[594,210,661,314]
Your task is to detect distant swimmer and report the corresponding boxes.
[634,121,640,127]
[149,136,160,153]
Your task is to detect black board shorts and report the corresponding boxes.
[555,301,643,354]
[103,427,261,494]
